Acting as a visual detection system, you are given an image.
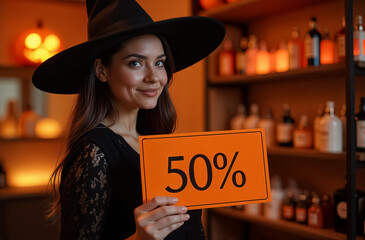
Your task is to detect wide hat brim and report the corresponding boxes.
[32,16,225,94]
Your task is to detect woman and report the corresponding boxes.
[32,0,225,239]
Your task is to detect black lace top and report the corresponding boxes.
[60,125,205,239]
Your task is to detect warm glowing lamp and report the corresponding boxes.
[14,20,61,66]
[320,29,335,64]
[275,40,289,72]
[256,40,270,74]
[35,118,62,139]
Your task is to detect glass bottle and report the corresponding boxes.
[354,15,365,67]
[288,27,305,70]
[282,191,296,221]
[314,104,324,150]
[320,29,335,65]
[219,39,235,76]
[305,16,322,66]
[336,16,346,63]
[356,97,365,151]
[235,37,248,74]
[256,40,270,75]
[276,103,295,147]
[230,104,246,130]
[19,104,39,138]
[257,109,275,148]
[322,194,334,228]
[308,194,323,228]
[295,192,308,224]
[319,101,343,153]
[264,175,284,220]
[275,39,289,72]
[293,115,313,149]
[243,103,260,129]
[0,100,19,139]
[245,35,258,76]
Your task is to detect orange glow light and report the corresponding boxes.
[10,171,51,187]
[24,33,42,50]
[275,49,289,72]
[320,40,334,64]
[35,118,62,139]
[44,34,61,51]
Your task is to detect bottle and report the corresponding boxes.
[256,40,270,74]
[308,194,323,228]
[0,161,6,188]
[319,101,343,153]
[230,104,246,130]
[245,35,258,75]
[263,175,284,220]
[243,103,260,129]
[276,104,295,147]
[257,109,275,148]
[19,104,39,138]
[356,97,365,151]
[334,177,365,235]
[0,100,19,138]
[336,16,346,63]
[313,104,324,150]
[322,194,333,228]
[305,16,322,66]
[288,27,305,70]
[235,37,248,74]
[354,15,365,67]
[293,115,313,149]
[282,191,296,221]
[295,192,308,224]
[219,39,235,76]
[275,39,289,72]
[340,104,346,151]
[320,29,335,65]
[269,48,277,73]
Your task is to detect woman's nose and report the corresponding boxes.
[144,66,159,83]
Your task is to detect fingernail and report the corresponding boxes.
[172,197,178,203]
[181,206,187,212]
[184,214,190,220]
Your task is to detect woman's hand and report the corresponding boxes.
[134,196,190,240]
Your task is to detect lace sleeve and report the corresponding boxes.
[72,142,112,240]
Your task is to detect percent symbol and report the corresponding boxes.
[213,152,246,189]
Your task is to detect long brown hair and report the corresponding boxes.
[48,35,177,218]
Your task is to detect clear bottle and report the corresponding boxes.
[354,15,365,67]
[263,175,284,220]
[235,37,248,74]
[320,29,335,65]
[245,35,258,76]
[319,101,343,153]
[305,16,322,66]
[256,40,270,75]
[313,104,324,150]
[276,103,295,147]
[0,100,19,139]
[356,97,365,151]
[336,16,346,63]
[243,103,260,129]
[275,39,289,72]
[230,104,246,130]
[288,27,305,70]
[257,109,275,148]
[308,194,323,228]
[295,192,308,224]
[219,39,235,76]
[293,115,313,149]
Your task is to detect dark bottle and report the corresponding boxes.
[295,192,308,224]
[322,194,334,228]
[276,104,295,147]
[282,191,296,221]
[356,97,365,151]
[334,177,365,235]
[0,161,6,188]
[305,16,322,66]
[308,193,323,228]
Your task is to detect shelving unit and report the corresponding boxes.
[194,0,365,239]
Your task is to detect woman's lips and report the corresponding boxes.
[137,88,159,97]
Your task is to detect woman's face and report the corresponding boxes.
[103,34,168,112]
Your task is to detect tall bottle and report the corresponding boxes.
[293,115,313,149]
[263,175,284,220]
[308,194,323,228]
[245,35,258,76]
[0,100,19,138]
[319,101,343,153]
[256,40,270,75]
[288,27,305,70]
[219,39,235,76]
[276,104,295,147]
[236,37,248,74]
[243,103,260,129]
[320,29,335,65]
[230,104,246,130]
[354,15,365,67]
[336,16,346,63]
[275,39,289,72]
[305,16,322,66]
[257,109,275,148]
[313,104,324,150]
[356,97,365,151]
[295,192,308,224]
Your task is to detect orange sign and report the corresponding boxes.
[139,129,271,210]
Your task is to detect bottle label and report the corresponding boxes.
[336,201,347,219]
[295,207,307,222]
[337,35,346,58]
[357,120,365,148]
[305,36,319,58]
[277,123,293,143]
[288,43,300,69]
[308,211,319,226]
[319,117,342,152]
[282,205,294,219]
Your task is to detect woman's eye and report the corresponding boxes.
[156,60,165,67]
[129,60,142,67]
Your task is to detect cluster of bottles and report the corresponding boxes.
[231,98,365,153]
[218,15,365,76]
[233,176,365,235]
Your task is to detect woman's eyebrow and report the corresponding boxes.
[124,53,166,60]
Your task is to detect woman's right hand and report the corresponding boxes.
[133,196,190,240]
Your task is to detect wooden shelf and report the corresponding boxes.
[0,185,51,200]
[198,0,335,23]
[208,64,346,86]
[0,66,36,79]
[210,207,356,240]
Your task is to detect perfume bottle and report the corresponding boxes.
[293,115,313,149]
